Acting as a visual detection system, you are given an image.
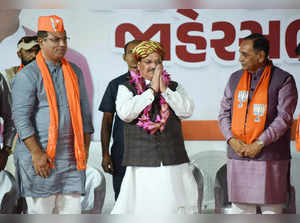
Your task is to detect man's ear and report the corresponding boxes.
[258,50,266,63]
[123,54,126,62]
[17,50,22,59]
[38,38,44,47]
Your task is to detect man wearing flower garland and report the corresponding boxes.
[218,33,298,214]
[11,15,94,214]
[111,40,198,214]
[99,39,142,201]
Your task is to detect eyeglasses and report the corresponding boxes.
[45,36,70,44]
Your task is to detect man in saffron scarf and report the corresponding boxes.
[111,40,199,214]
[11,15,94,214]
[218,33,298,214]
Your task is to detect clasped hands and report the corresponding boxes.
[31,148,89,178]
[150,64,167,93]
[228,138,264,158]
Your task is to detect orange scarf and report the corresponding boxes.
[296,116,300,151]
[232,64,272,144]
[36,51,86,170]
[17,64,24,73]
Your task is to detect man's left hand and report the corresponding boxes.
[244,141,264,158]
[156,64,166,93]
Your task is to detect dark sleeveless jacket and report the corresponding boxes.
[121,81,190,167]
[227,66,293,161]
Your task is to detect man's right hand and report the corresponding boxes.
[151,65,162,93]
[31,150,51,178]
[228,138,247,157]
[102,153,114,175]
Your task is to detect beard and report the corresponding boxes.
[21,57,35,66]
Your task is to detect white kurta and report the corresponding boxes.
[111,82,198,214]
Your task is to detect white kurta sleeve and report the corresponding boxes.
[161,83,194,119]
[116,85,154,123]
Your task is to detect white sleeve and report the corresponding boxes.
[161,83,194,119]
[116,85,155,123]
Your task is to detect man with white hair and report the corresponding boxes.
[111,40,198,214]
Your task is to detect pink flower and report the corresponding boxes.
[130,69,171,134]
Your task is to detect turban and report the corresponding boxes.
[38,15,65,32]
[132,40,165,61]
[17,36,38,52]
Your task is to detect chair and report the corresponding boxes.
[81,165,106,214]
[214,164,230,213]
[0,170,18,214]
[214,164,296,214]
[190,151,227,212]
[282,185,296,214]
[290,152,300,213]
[189,163,204,213]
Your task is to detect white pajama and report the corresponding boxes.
[111,163,199,214]
[26,193,81,214]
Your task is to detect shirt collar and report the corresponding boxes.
[45,60,61,73]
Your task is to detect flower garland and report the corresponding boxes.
[130,69,171,134]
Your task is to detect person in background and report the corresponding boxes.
[0,72,15,171]
[3,35,40,87]
[99,39,142,200]
[294,43,300,152]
